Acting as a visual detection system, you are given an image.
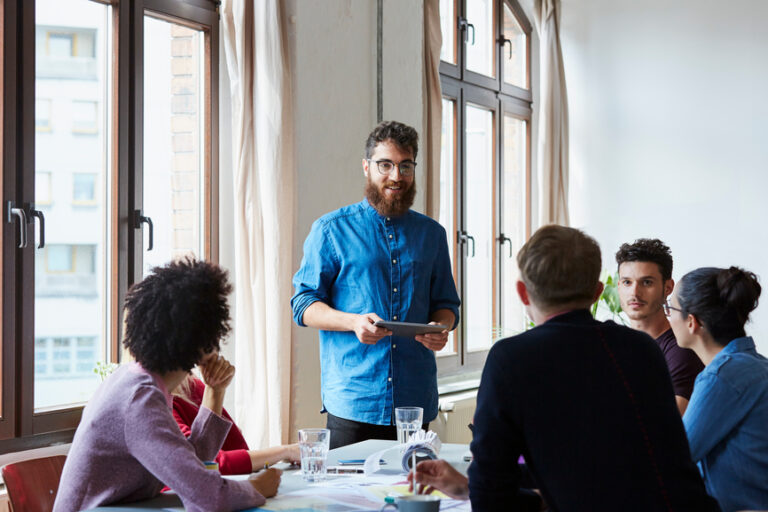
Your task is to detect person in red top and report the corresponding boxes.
[172,355,299,475]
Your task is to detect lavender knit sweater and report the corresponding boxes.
[54,363,265,511]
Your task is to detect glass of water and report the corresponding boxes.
[298,428,331,482]
[395,406,423,444]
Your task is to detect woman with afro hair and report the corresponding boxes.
[54,258,281,512]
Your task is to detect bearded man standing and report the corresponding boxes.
[616,238,703,415]
[291,121,460,448]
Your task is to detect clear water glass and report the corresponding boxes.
[298,428,330,482]
[395,406,423,444]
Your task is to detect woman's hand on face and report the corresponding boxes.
[199,354,235,394]
[249,467,282,498]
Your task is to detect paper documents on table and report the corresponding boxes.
[258,472,470,511]
[363,430,442,476]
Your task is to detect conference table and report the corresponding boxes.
[91,439,472,511]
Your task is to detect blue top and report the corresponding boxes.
[683,336,768,512]
[291,199,460,425]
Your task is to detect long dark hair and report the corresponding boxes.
[677,266,761,345]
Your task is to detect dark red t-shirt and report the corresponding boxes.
[655,328,704,400]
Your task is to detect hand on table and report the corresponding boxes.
[352,313,392,345]
[249,467,282,498]
[408,459,469,500]
[199,353,235,394]
[282,443,300,464]
[414,323,449,351]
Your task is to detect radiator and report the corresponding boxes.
[431,390,477,445]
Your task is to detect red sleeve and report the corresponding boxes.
[215,448,253,475]
[172,379,252,475]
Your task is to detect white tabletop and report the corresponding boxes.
[89,440,470,511]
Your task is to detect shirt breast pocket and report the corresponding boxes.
[331,282,367,314]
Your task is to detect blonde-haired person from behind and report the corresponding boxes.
[173,353,299,474]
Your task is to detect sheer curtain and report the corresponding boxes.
[423,0,443,219]
[534,0,570,226]
[221,0,295,447]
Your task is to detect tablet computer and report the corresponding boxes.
[374,321,447,337]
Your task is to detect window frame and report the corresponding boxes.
[437,0,532,376]
[0,0,219,452]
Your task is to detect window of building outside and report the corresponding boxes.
[437,0,532,375]
[0,0,218,450]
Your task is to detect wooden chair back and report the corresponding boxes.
[1,455,67,512]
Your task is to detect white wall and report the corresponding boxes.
[561,0,768,353]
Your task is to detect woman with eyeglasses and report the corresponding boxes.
[666,266,768,512]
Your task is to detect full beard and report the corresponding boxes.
[365,178,416,217]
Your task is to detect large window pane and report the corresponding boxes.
[499,115,527,340]
[466,0,495,78]
[34,0,110,410]
[465,104,495,352]
[438,98,457,356]
[143,16,206,275]
[439,0,456,64]
[502,3,527,88]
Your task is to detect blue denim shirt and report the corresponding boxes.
[291,199,460,425]
[683,336,768,512]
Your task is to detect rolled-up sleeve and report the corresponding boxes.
[291,220,340,326]
[428,225,461,329]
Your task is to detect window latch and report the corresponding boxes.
[497,234,513,258]
[30,207,45,249]
[6,201,28,249]
[133,210,154,251]
[499,36,512,60]
[458,17,475,45]
[457,230,476,258]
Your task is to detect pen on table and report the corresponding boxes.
[327,466,365,474]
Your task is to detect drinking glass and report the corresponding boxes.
[298,428,331,482]
[395,407,423,444]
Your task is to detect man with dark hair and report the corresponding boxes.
[616,238,703,415]
[291,121,460,448]
[411,225,720,512]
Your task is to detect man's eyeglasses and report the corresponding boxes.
[369,159,417,177]
[662,300,683,317]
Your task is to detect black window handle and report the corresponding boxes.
[457,230,476,258]
[459,17,475,45]
[133,210,154,251]
[498,233,513,258]
[6,201,27,248]
[499,36,512,60]
[30,208,45,248]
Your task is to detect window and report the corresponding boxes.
[72,173,97,203]
[142,16,207,274]
[36,172,53,204]
[438,0,532,374]
[36,99,52,131]
[71,100,98,133]
[1,0,219,451]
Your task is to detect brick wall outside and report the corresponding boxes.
[169,25,200,259]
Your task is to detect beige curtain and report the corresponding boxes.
[221,0,295,448]
[534,0,570,226]
[423,0,443,219]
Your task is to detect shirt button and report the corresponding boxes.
[393,344,397,348]
[389,234,393,239]
[392,259,397,264]
[388,377,392,382]
[393,288,397,292]
[387,217,391,221]
[393,315,398,320]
